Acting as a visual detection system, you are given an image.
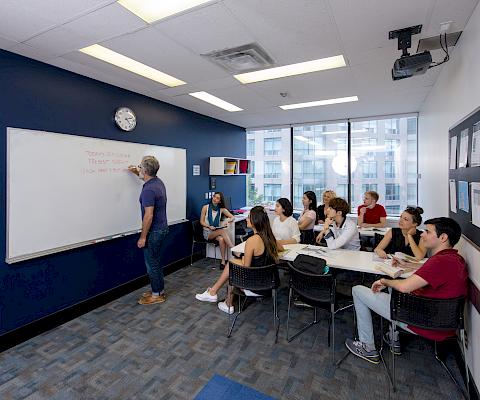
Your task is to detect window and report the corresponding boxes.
[292,122,347,208]
[247,139,255,156]
[386,205,401,214]
[362,161,377,179]
[264,137,281,156]
[247,115,417,211]
[386,184,400,200]
[362,184,378,192]
[246,129,290,207]
[264,184,281,202]
[264,161,281,179]
[385,161,396,179]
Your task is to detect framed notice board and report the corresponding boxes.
[448,106,480,248]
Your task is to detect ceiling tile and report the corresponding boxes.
[224,0,342,65]
[423,0,479,37]
[8,42,58,62]
[154,2,255,55]
[0,35,19,50]
[64,2,147,43]
[101,26,230,83]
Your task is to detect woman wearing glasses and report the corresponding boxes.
[195,206,283,314]
[374,206,426,259]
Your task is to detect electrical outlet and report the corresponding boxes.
[440,21,452,34]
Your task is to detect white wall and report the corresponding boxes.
[419,1,480,389]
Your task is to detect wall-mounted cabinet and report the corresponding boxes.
[209,157,251,175]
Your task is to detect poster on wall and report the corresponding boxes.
[449,136,457,169]
[458,181,470,212]
[450,179,457,213]
[458,128,469,167]
[472,122,480,167]
[471,182,480,228]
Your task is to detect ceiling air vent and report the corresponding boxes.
[202,43,275,74]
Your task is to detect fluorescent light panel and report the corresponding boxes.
[118,0,213,23]
[234,55,346,84]
[189,91,243,112]
[280,96,358,110]
[79,44,185,87]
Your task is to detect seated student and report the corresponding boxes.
[358,191,387,228]
[374,206,427,260]
[298,191,318,244]
[317,190,336,224]
[272,198,301,245]
[345,217,468,364]
[315,197,361,250]
[195,206,283,314]
[200,192,235,268]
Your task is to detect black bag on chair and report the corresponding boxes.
[292,254,327,275]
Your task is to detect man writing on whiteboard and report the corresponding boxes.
[128,156,169,305]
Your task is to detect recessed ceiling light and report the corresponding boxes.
[189,91,243,112]
[117,0,213,23]
[280,96,358,110]
[79,44,185,87]
[234,55,346,84]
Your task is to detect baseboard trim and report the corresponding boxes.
[0,252,203,353]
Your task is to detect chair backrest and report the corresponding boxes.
[374,233,384,249]
[288,262,334,304]
[300,229,315,245]
[192,220,206,242]
[229,263,278,291]
[390,290,465,331]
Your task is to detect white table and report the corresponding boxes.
[230,242,412,278]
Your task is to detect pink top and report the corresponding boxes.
[299,209,317,230]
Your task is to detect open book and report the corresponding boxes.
[375,261,414,278]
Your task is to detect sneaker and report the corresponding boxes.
[345,339,380,364]
[383,331,402,355]
[195,289,218,302]
[141,290,152,298]
[218,301,234,314]
[138,294,166,305]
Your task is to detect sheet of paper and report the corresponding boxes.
[458,181,470,212]
[458,128,469,167]
[450,180,457,213]
[471,123,480,167]
[450,136,458,169]
[471,182,480,228]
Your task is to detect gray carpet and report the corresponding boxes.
[0,259,464,399]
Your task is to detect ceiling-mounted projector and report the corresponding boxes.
[389,25,435,81]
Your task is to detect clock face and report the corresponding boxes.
[114,107,136,131]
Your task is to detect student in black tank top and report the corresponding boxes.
[195,206,283,314]
[374,207,427,259]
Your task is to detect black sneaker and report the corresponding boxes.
[383,331,402,355]
[345,339,380,364]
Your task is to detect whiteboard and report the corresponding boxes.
[7,128,186,263]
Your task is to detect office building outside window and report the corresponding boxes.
[246,128,291,207]
[246,115,417,215]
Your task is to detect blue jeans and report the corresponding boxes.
[143,227,169,294]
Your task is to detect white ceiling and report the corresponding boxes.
[0,0,478,128]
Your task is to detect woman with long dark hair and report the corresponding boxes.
[298,191,318,244]
[200,191,234,268]
[374,206,426,259]
[195,206,283,314]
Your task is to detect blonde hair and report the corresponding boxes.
[324,190,336,198]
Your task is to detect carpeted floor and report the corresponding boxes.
[0,258,465,399]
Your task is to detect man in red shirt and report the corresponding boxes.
[345,217,468,364]
[357,191,387,228]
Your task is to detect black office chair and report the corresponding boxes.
[382,290,469,399]
[286,255,353,364]
[234,218,252,244]
[227,263,280,343]
[300,229,315,245]
[191,220,219,268]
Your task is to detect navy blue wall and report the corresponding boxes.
[0,50,246,334]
